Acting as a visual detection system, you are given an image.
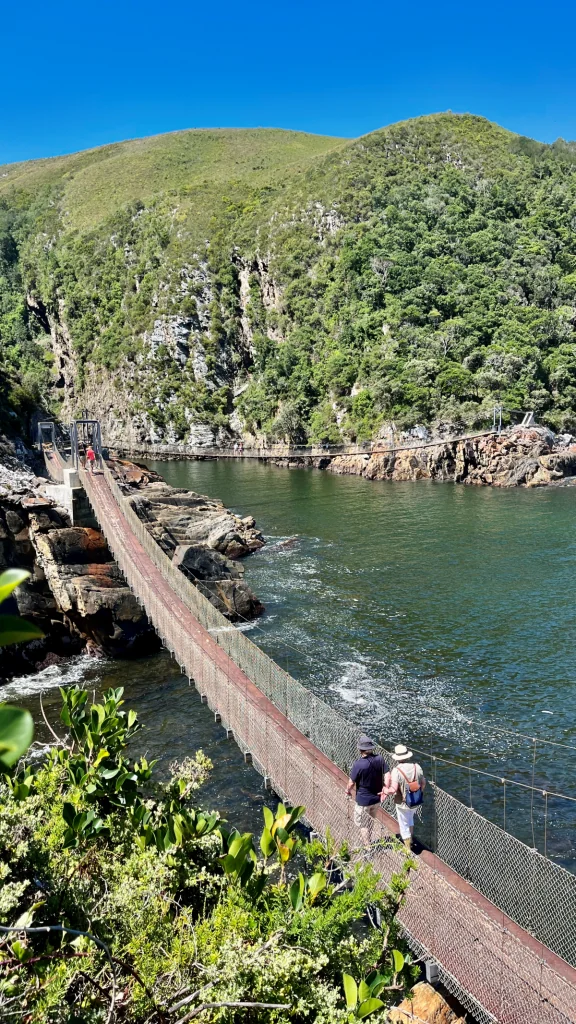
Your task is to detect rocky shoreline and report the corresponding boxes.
[0,439,265,683]
[271,426,576,488]
[112,425,576,488]
[109,458,265,619]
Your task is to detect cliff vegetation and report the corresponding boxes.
[3,115,576,442]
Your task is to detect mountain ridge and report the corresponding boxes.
[2,112,576,443]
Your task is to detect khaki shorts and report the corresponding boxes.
[354,802,378,828]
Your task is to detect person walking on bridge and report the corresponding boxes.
[85,445,97,473]
[383,744,426,852]
[346,735,387,848]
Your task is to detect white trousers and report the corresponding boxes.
[396,806,415,839]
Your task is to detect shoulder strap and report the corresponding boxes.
[396,765,415,782]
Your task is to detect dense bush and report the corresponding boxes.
[0,686,415,1022]
[0,201,52,431]
[237,117,576,438]
[5,114,576,440]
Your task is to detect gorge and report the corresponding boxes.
[4,114,576,453]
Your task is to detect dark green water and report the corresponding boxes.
[9,459,576,866]
[148,459,576,867]
[7,653,276,837]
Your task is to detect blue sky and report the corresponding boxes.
[2,0,576,164]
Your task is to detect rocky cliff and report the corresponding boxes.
[327,427,576,487]
[0,441,266,681]
[265,426,576,488]
[0,444,159,681]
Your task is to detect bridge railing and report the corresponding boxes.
[85,459,576,976]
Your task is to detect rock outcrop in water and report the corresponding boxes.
[271,427,576,488]
[108,459,265,619]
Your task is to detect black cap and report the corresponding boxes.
[358,734,376,751]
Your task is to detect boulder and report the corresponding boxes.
[34,527,110,565]
[108,458,266,620]
[172,543,263,621]
[27,517,158,659]
[198,579,264,621]
[391,982,465,1024]
[173,543,242,581]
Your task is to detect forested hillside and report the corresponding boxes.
[3,114,576,442]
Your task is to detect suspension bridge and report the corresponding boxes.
[109,428,498,463]
[39,421,576,1024]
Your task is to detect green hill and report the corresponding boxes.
[0,128,345,235]
[3,113,576,441]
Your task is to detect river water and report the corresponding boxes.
[9,459,576,868]
[150,459,576,869]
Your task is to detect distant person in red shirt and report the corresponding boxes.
[85,445,96,472]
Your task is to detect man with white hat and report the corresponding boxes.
[383,744,426,852]
[345,735,387,848]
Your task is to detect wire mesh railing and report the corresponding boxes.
[81,459,576,977]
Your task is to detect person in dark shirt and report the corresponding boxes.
[345,735,387,847]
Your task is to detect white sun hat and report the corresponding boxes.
[392,744,413,762]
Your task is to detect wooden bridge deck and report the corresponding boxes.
[80,467,576,1024]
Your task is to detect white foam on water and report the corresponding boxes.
[236,620,261,633]
[332,685,368,706]
[0,654,100,700]
[330,659,377,708]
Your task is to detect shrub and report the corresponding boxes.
[0,686,416,1022]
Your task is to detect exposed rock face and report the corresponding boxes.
[327,428,576,487]
[0,440,158,681]
[0,494,85,681]
[110,460,264,556]
[108,459,265,621]
[391,983,465,1024]
[29,523,158,658]
[172,544,264,620]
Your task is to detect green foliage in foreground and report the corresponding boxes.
[0,686,416,1022]
[0,569,39,768]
